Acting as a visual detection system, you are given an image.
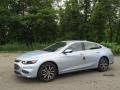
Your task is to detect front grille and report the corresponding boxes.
[15,60,21,63]
[14,64,20,70]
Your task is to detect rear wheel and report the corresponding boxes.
[98,57,109,72]
[38,62,57,82]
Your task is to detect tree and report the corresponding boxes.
[0,0,120,45]
[60,0,85,40]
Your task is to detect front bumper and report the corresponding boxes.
[14,62,39,78]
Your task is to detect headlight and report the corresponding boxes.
[22,60,38,64]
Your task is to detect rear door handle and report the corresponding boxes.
[80,53,85,60]
[83,57,85,60]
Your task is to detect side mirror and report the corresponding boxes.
[63,49,73,54]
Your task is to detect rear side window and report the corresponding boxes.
[67,43,83,52]
[84,42,101,50]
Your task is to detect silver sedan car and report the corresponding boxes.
[14,40,114,82]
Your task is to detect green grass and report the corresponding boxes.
[0,42,120,55]
[0,43,49,52]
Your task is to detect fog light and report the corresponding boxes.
[22,70,29,74]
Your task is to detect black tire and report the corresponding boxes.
[98,57,109,72]
[37,62,57,82]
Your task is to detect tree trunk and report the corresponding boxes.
[108,17,113,42]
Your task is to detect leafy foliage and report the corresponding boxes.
[0,0,120,54]
[101,42,120,55]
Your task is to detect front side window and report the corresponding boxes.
[84,42,101,50]
[66,43,83,52]
[43,42,66,52]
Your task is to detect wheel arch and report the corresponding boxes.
[100,56,109,65]
[37,61,59,77]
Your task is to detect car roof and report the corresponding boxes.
[62,40,88,44]
[61,40,102,47]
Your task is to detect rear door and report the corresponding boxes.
[82,42,102,68]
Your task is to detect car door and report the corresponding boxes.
[82,42,102,69]
[60,42,86,73]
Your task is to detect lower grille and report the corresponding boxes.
[22,70,29,74]
[14,64,20,70]
[14,71,21,75]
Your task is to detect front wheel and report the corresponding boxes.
[98,57,109,72]
[37,62,57,82]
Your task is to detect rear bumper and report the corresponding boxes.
[107,52,114,65]
[110,61,114,64]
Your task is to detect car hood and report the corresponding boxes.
[17,50,50,60]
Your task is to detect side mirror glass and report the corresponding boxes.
[63,49,73,54]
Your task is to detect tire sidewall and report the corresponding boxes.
[38,62,57,82]
[98,57,109,72]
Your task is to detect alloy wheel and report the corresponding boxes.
[98,57,109,72]
[38,62,57,82]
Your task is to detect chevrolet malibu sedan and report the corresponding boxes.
[14,40,114,82]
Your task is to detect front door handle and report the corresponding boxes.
[80,53,84,56]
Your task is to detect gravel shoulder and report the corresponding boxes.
[0,53,120,90]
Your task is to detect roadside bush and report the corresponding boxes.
[101,42,120,55]
[0,42,120,55]
[0,43,49,52]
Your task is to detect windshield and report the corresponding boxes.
[43,42,66,52]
